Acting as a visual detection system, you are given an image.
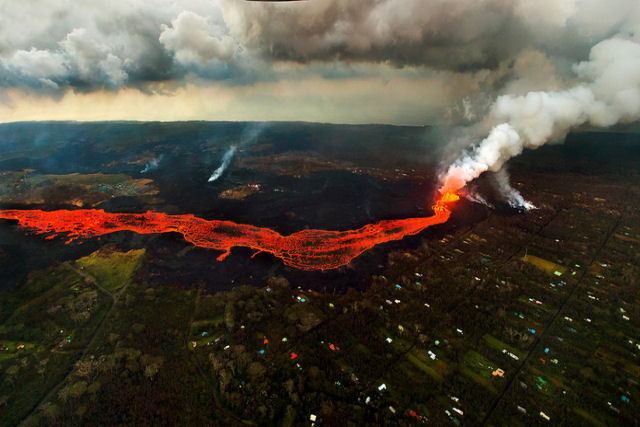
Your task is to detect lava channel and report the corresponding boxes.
[0,192,459,271]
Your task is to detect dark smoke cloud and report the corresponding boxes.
[221,0,638,69]
[222,0,526,70]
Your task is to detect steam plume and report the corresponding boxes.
[439,37,640,207]
[140,154,163,173]
[208,145,237,182]
[464,191,494,209]
[493,168,535,210]
[207,122,266,182]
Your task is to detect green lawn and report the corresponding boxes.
[483,333,525,360]
[75,247,145,291]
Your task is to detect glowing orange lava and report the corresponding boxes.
[0,192,459,270]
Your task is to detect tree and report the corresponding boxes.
[248,361,266,379]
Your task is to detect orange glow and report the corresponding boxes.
[438,192,460,203]
[0,192,459,271]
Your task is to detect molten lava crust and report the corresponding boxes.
[0,193,459,271]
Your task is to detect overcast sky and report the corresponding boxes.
[0,0,638,124]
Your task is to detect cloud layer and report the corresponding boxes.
[160,11,237,66]
[0,0,638,123]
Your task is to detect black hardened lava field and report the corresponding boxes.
[1,122,639,425]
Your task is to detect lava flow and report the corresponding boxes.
[0,192,459,270]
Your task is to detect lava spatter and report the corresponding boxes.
[0,193,459,270]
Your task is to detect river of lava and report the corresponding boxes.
[0,192,459,271]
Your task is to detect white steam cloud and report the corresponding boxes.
[207,122,266,182]
[464,190,494,209]
[493,168,535,210]
[208,145,237,182]
[140,154,163,174]
[439,37,640,208]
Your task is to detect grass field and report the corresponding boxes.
[406,350,445,382]
[521,254,567,276]
[483,334,525,360]
[0,341,38,361]
[75,247,145,291]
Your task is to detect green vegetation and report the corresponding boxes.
[0,171,159,207]
[406,351,444,382]
[74,247,145,291]
[483,333,525,360]
[0,265,110,423]
[521,254,567,276]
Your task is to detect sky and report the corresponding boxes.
[0,0,638,125]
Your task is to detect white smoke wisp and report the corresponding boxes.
[493,168,536,210]
[208,145,238,182]
[439,37,640,207]
[207,122,266,183]
[464,191,494,209]
[140,154,163,173]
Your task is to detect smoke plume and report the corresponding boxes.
[208,145,237,182]
[140,154,163,174]
[207,122,266,182]
[493,168,535,210]
[464,190,494,209]
[439,37,640,207]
